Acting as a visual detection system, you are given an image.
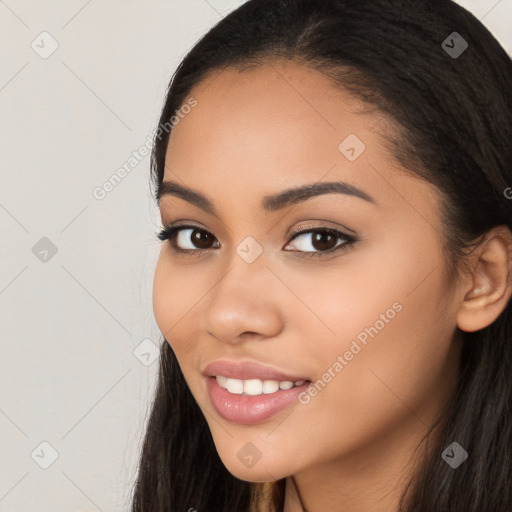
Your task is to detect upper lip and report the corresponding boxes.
[203,359,309,382]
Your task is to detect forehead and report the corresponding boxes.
[166,62,387,181]
[167,61,379,147]
[162,60,440,228]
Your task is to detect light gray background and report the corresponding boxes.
[0,1,510,511]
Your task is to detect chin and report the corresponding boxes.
[214,445,293,482]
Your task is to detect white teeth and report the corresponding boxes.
[215,376,307,396]
[225,378,244,394]
[217,375,228,389]
[244,379,263,396]
[262,380,279,394]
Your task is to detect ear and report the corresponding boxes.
[456,225,512,333]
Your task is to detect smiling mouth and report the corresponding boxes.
[206,375,311,425]
[214,375,310,396]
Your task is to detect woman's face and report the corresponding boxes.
[153,60,463,484]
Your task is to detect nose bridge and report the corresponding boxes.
[216,232,269,295]
[202,240,283,342]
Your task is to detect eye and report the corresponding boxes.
[157,224,220,254]
[156,224,357,258]
[284,227,356,257]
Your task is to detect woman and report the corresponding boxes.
[131,0,512,510]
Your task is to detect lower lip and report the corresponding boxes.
[206,376,310,425]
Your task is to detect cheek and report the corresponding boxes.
[152,254,196,362]
[152,252,215,369]
[152,255,175,336]
[152,251,202,337]
[293,238,454,431]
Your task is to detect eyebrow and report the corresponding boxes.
[157,179,376,217]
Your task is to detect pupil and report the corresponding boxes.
[313,232,336,251]
[193,230,212,249]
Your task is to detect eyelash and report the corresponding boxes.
[156,223,357,258]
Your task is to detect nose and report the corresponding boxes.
[201,251,285,345]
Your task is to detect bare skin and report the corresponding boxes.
[152,60,512,512]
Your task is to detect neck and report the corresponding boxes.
[282,410,444,512]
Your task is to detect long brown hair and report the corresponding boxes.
[131,1,512,510]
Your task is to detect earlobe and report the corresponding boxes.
[456,225,512,333]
